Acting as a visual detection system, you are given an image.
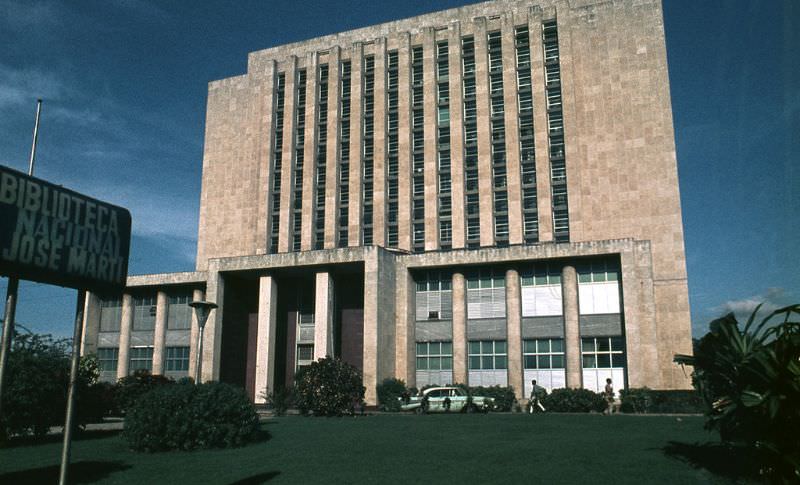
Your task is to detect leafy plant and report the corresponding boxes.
[619,388,703,414]
[674,303,800,482]
[293,357,365,416]
[116,370,175,414]
[465,385,516,412]
[541,388,606,413]
[123,381,259,452]
[265,386,293,416]
[376,378,408,412]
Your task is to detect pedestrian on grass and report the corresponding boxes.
[529,379,546,413]
[603,378,615,415]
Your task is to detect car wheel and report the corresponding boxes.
[415,405,425,415]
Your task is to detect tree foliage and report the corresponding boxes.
[674,303,800,482]
[293,357,365,416]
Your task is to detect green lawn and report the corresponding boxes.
[0,414,753,484]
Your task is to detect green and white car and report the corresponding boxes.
[399,386,494,414]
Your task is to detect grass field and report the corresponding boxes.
[0,414,754,484]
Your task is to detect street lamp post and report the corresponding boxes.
[189,300,217,384]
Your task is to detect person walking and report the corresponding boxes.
[603,378,615,415]
[529,379,546,413]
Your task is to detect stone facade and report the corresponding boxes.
[81,0,692,405]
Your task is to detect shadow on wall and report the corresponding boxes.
[0,460,131,484]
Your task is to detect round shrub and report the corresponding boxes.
[541,388,606,413]
[376,378,408,412]
[123,381,259,452]
[293,357,365,416]
[116,370,175,414]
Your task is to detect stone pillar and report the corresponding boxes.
[188,288,205,381]
[501,14,523,246]
[256,60,276,255]
[255,276,278,404]
[202,267,224,382]
[396,33,412,251]
[301,52,319,251]
[395,266,415,386]
[152,291,168,375]
[448,21,466,249]
[372,38,388,246]
[506,269,524,400]
[80,292,102,355]
[278,56,298,253]
[314,271,335,359]
[363,252,380,404]
[562,265,582,388]
[348,43,364,246]
[116,293,133,380]
[473,17,494,247]
[324,47,341,249]
[452,272,467,385]
[422,27,439,251]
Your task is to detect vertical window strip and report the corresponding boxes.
[291,69,308,252]
[462,36,480,247]
[314,64,329,250]
[487,31,509,245]
[411,46,425,252]
[362,56,375,244]
[337,61,352,247]
[436,41,452,249]
[386,51,400,247]
[515,26,539,243]
[542,20,570,242]
[270,73,286,253]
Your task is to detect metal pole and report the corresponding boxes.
[0,278,19,419]
[195,324,204,384]
[0,99,41,423]
[29,99,42,174]
[59,290,86,485]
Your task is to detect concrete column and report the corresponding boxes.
[422,28,439,251]
[80,292,102,355]
[501,14,523,246]
[256,60,276,255]
[324,47,341,249]
[152,291,168,375]
[188,288,205,381]
[562,264,582,388]
[448,21,466,249]
[348,43,364,247]
[473,17,494,247]
[202,267,224,382]
[278,57,298,253]
[452,272,467,385]
[394,266,415,386]
[396,33,412,251]
[372,38,388,246]
[505,269,524,399]
[313,271,335,359]
[363,252,380,404]
[255,276,278,403]
[301,52,319,251]
[529,10,554,242]
[116,293,133,380]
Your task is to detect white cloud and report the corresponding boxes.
[711,287,792,320]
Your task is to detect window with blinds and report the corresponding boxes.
[466,269,506,319]
[520,263,562,317]
[415,271,453,321]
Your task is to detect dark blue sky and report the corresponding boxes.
[1,0,797,338]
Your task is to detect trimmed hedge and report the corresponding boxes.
[123,381,259,452]
[464,385,516,412]
[293,357,365,416]
[541,388,606,413]
[619,388,704,414]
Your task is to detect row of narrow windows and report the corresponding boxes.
[270,22,567,253]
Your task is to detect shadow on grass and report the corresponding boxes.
[0,460,131,484]
[226,471,281,484]
[2,429,122,448]
[662,441,760,481]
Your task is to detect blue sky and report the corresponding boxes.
[0,0,797,339]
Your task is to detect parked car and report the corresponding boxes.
[399,386,494,414]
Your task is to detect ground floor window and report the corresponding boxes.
[296,344,314,371]
[416,341,453,371]
[97,347,118,373]
[129,346,153,373]
[165,346,190,372]
[523,338,565,369]
[468,340,507,370]
[581,336,625,393]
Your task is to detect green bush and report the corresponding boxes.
[0,333,98,440]
[376,378,408,412]
[620,388,704,414]
[123,381,259,452]
[465,385,516,412]
[116,370,175,414]
[265,386,293,416]
[541,388,606,413]
[293,357,365,416]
